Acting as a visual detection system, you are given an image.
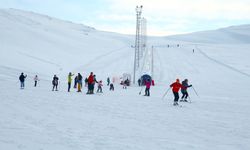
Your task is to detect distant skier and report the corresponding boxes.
[193,49,195,53]
[144,79,151,96]
[110,83,114,91]
[93,75,98,92]
[52,75,59,91]
[34,75,39,87]
[96,80,103,93]
[19,72,27,89]
[74,76,77,88]
[77,73,82,92]
[84,77,88,87]
[180,79,192,102]
[123,79,129,89]
[138,78,142,86]
[67,72,74,92]
[170,79,182,106]
[107,77,110,86]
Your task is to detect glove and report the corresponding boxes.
[190,85,192,87]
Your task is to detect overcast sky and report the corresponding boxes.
[1,0,250,35]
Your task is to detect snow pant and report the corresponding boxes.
[77,81,82,92]
[74,81,77,88]
[173,92,179,102]
[97,86,102,93]
[52,84,58,91]
[87,83,94,94]
[145,87,150,96]
[68,82,71,92]
[34,81,37,87]
[181,91,188,99]
[20,81,25,88]
[110,85,114,91]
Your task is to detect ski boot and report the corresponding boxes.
[173,101,179,106]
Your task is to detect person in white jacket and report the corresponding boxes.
[34,75,39,87]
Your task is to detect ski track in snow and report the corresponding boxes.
[196,45,250,78]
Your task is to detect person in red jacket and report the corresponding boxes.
[170,79,182,106]
[87,72,94,94]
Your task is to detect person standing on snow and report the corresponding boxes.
[74,76,78,88]
[96,80,103,93]
[170,79,182,106]
[87,72,94,94]
[52,75,59,91]
[180,79,192,102]
[109,83,114,91]
[19,72,27,89]
[144,79,151,96]
[107,77,110,86]
[77,73,82,92]
[67,72,74,92]
[34,75,39,87]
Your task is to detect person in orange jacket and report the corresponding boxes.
[170,79,182,106]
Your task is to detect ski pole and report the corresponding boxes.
[139,86,144,95]
[191,86,199,97]
[162,87,171,100]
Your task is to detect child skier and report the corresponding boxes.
[34,75,39,87]
[170,79,182,106]
[110,83,114,91]
[97,80,103,93]
[180,79,192,102]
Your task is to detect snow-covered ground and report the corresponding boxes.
[1,8,250,150]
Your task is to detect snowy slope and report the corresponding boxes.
[166,24,250,44]
[0,8,134,81]
[1,8,250,150]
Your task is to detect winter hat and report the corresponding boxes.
[176,79,180,82]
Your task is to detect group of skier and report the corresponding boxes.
[169,78,192,106]
[19,72,195,106]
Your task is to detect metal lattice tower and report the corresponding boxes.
[140,17,147,59]
[133,5,143,84]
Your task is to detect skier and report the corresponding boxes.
[180,79,192,102]
[84,77,88,87]
[19,72,27,89]
[34,75,39,87]
[110,83,114,91]
[77,73,82,92]
[170,79,182,106]
[144,79,151,96]
[93,75,98,93]
[87,72,94,94]
[52,75,59,91]
[74,76,77,88]
[138,78,141,86]
[96,80,103,93]
[107,77,110,86]
[67,72,74,92]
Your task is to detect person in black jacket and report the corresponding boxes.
[19,72,27,89]
[180,79,192,102]
[52,75,59,91]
